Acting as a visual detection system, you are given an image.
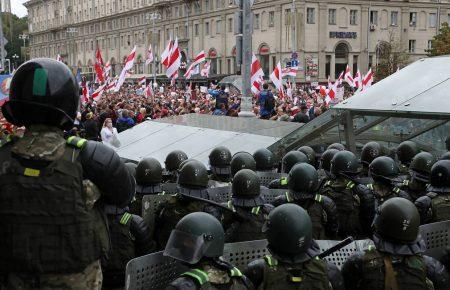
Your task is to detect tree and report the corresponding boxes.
[374,31,409,81]
[426,22,450,56]
[1,12,28,63]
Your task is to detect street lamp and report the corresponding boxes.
[12,54,19,70]
[19,34,29,62]
[66,27,78,68]
[146,12,161,85]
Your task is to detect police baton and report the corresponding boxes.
[318,237,354,259]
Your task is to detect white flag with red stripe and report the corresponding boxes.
[81,82,89,104]
[114,46,136,92]
[165,37,181,79]
[91,84,106,101]
[354,69,362,89]
[270,61,283,92]
[337,71,344,86]
[344,65,354,87]
[184,50,206,79]
[282,66,299,78]
[104,61,111,78]
[361,68,374,91]
[138,76,146,86]
[145,44,154,65]
[161,37,173,68]
[94,47,105,83]
[327,76,336,100]
[201,61,211,77]
[251,54,265,95]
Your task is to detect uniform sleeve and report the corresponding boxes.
[423,255,450,290]
[165,277,199,290]
[130,214,156,255]
[268,179,282,189]
[414,196,433,225]
[341,252,365,290]
[398,189,412,201]
[326,262,345,290]
[79,141,135,208]
[356,185,376,235]
[243,259,265,289]
[321,196,339,239]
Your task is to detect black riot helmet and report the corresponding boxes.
[2,58,79,130]
[440,151,450,161]
[209,146,232,175]
[320,149,339,173]
[165,150,188,172]
[374,197,420,244]
[230,152,257,176]
[136,157,163,185]
[164,212,225,264]
[330,150,360,177]
[361,141,386,168]
[396,141,419,166]
[445,136,450,151]
[124,162,137,178]
[429,160,450,188]
[369,156,399,183]
[253,148,276,171]
[177,160,209,189]
[298,146,316,166]
[263,204,317,263]
[282,151,308,173]
[327,143,346,151]
[288,163,319,194]
[409,152,435,183]
[231,169,265,207]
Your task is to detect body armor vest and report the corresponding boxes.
[0,141,105,274]
[321,179,361,238]
[427,192,450,222]
[225,201,269,242]
[260,255,330,290]
[182,266,248,290]
[361,247,432,290]
[102,212,136,287]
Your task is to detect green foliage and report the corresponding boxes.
[374,31,409,82]
[426,22,450,56]
[1,12,28,61]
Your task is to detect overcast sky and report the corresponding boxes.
[11,0,28,18]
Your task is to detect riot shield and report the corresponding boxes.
[142,194,172,231]
[257,172,287,187]
[419,220,450,260]
[208,186,232,203]
[260,188,287,203]
[162,183,178,194]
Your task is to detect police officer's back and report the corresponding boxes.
[273,163,338,239]
[208,146,232,188]
[360,141,388,184]
[267,151,308,189]
[0,59,135,289]
[342,198,449,290]
[155,160,222,248]
[244,204,344,290]
[222,169,273,242]
[298,146,317,168]
[130,157,164,216]
[164,212,252,290]
[317,148,339,190]
[320,151,375,238]
[401,152,435,201]
[396,141,419,175]
[415,160,450,224]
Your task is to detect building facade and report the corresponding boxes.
[1,0,11,13]
[24,0,450,81]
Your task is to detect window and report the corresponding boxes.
[410,12,417,26]
[307,8,315,24]
[285,9,292,25]
[428,40,433,50]
[350,10,357,25]
[254,13,260,29]
[409,40,416,53]
[329,9,336,25]
[228,18,233,32]
[269,11,275,27]
[206,0,210,11]
[216,20,221,34]
[370,10,378,25]
[205,22,210,35]
[429,13,437,28]
[391,11,398,26]
[195,23,199,36]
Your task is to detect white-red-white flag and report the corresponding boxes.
[81,82,89,104]
[327,76,336,100]
[161,37,173,68]
[282,66,299,78]
[191,50,206,66]
[105,80,116,91]
[270,61,283,92]
[145,83,153,97]
[354,69,362,89]
[166,37,181,79]
[184,50,206,79]
[361,68,374,91]
[251,81,262,95]
[91,84,106,101]
[114,46,136,92]
[138,76,146,86]
[251,54,265,95]
[145,44,154,66]
[56,54,63,62]
[104,61,111,78]
[337,71,344,86]
[344,65,354,87]
[94,46,105,83]
[201,61,211,77]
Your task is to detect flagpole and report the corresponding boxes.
[147,12,161,86]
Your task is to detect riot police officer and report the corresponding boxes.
[164,212,252,290]
[102,205,154,289]
[327,143,346,151]
[342,197,449,290]
[321,151,375,238]
[368,156,411,207]
[415,160,450,224]
[441,151,450,160]
[396,140,419,174]
[298,145,317,167]
[253,148,277,172]
[222,169,273,242]
[230,152,257,177]
[164,150,188,182]
[124,162,138,179]
[244,204,344,290]
[317,148,339,188]
[401,152,435,201]
[0,59,135,289]
[360,141,387,179]
[273,163,339,239]
[445,136,450,151]
[155,160,222,248]
[268,151,308,189]
[208,146,232,188]
[130,157,164,216]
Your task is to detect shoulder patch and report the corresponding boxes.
[67,136,87,149]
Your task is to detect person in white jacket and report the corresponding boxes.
[101,118,121,147]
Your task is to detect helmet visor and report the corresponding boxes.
[163,229,208,264]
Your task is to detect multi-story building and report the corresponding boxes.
[24,0,450,82]
[1,0,11,13]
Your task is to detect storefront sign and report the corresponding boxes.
[329,32,357,39]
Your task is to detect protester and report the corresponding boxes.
[101,118,121,148]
